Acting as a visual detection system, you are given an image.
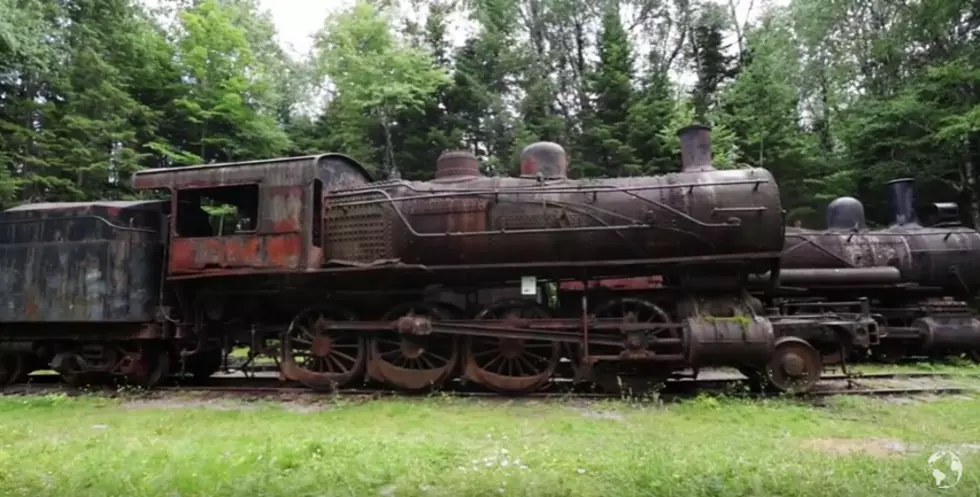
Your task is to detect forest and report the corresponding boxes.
[1,0,978,227]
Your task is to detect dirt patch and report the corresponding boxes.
[801,437,911,457]
[804,437,980,458]
[122,397,262,411]
[119,393,341,412]
[576,408,625,421]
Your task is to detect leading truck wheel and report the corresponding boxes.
[765,337,823,395]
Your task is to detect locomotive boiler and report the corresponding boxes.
[0,124,874,396]
[320,124,786,288]
[776,178,980,361]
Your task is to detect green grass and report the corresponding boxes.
[1,393,979,496]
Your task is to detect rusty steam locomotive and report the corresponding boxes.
[774,180,980,363]
[0,125,877,395]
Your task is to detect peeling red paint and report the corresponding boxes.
[559,276,664,292]
[265,186,304,233]
[129,153,373,278]
[266,235,302,267]
[169,235,302,274]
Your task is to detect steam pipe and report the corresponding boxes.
[749,267,904,285]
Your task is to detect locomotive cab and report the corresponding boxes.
[130,154,373,277]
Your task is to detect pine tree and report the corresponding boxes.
[579,3,636,177]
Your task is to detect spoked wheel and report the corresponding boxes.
[464,299,561,395]
[367,302,460,392]
[589,298,677,394]
[281,305,367,391]
[765,337,823,394]
[116,342,171,389]
[0,353,24,387]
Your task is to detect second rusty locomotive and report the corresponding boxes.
[775,179,980,363]
[0,125,874,395]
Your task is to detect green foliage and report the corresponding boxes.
[578,3,637,177]
[628,67,677,175]
[0,0,977,231]
[313,0,449,177]
[659,98,738,169]
[688,2,737,120]
[172,0,291,164]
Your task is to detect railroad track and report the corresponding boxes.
[1,370,975,401]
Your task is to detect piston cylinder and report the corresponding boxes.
[913,316,980,352]
[685,316,775,367]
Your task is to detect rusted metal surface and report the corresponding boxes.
[279,305,368,391]
[678,124,714,172]
[366,303,460,391]
[130,154,372,190]
[264,186,304,232]
[0,201,166,322]
[782,227,908,272]
[764,336,823,394]
[890,225,980,292]
[131,154,373,276]
[559,276,663,292]
[752,267,904,285]
[519,142,567,179]
[782,183,980,293]
[913,316,980,352]
[462,300,562,394]
[169,234,303,273]
[323,150,785,279]
[686,316,775,367]
[434,151,482,180]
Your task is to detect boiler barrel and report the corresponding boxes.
[324,167,786,276]
[781,226,980,292]
[396,168,784,270]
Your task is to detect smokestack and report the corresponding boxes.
[885,178,918,226]
[677,124,715,172]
